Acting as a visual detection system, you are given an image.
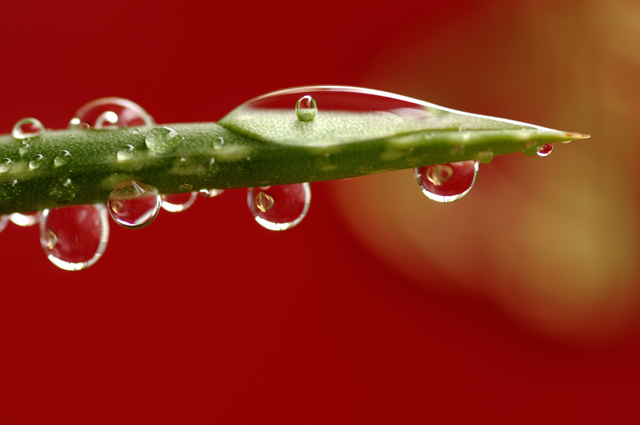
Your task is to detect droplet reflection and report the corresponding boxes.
[247,183,311,231]
[537,143,553,157]
[295,95,318,122]
[107,181,161,228]
[415,160,479,203]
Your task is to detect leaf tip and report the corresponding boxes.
[565,132,590,139]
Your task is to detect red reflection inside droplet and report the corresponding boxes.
[250,184,309,224]
[45,205,102,264]
[416,160,478,201]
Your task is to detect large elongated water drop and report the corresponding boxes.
[40,204,109,271]
[415,160,479,203]
[69,97,154,129]
[247,183,311,231]
[219,86,556,147]
[108,181,161,228]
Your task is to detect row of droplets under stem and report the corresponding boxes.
[0,90,553,271]
[3,98,313,270]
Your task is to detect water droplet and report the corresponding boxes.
[12,118,45,139]
[178,183,193,192]
[0,158,13,173]
[0,179,20,202]
[40,204,109,271]
[69,97,154,129]
[145,126,183,154]
[9,211,39,227]
[161,192,197,213]
[108,181,161,229]
[476,151,493,164]
[199,188,225,198]
[117,144,135,161]
[199,189,224,198]
[19,143,31,157]
[48,177,76,204]
[415,160,479,203]
[537,143,553,157]
[54,150,72,167]
[213,137,225,150]
[68,118,90,130]
[247,183,311,231]
[28,154,45,170]
[295,95,318,122]
[0,215,8,233]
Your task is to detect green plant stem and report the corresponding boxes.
[0,121,585,215]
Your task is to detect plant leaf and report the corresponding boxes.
[0,86,587,215]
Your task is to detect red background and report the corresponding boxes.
[1,0,639,423]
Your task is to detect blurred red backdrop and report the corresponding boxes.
[0,0,639,423]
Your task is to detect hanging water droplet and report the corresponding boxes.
[0,179,20,202]
[69,97,154,129]
[247,183,311,231]
[536,143,553,157]
[117,144,135,161]
[161,192,197,213]
[145,126,183,154]
[39,204,109,271]
[12,118,45,139]
[108,181,161,229]
[0,158,13,173]
[220,86,552,148]
[415,160,479,203]
[48,177,76,204]
[54,150,72,167]
[199,189,224,198]
[295,95,318,122]
[9,211,39,227]
[0,215,8,234]
[28,154,45,170]
[476,151,493,164]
